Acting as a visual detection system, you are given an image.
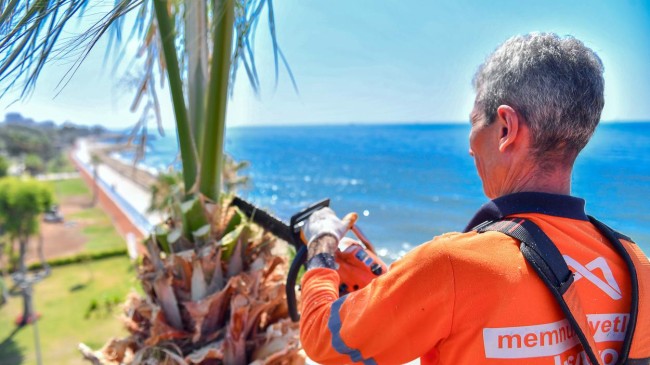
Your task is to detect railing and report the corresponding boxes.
[72,153,154,234]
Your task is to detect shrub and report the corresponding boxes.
[47,152,76,173]
[24,154,45,176]
[26,248,128,271]
[0,155,8,177]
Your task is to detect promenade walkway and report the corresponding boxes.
[72,139,162,241]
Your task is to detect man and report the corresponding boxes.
[299,33,650,364]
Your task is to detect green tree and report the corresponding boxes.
[0,155,8,177]
[24,153,45,176]
[0,177,54,325]
[1,1,300,363]
[46,152,75,173]
[0,125,55,162]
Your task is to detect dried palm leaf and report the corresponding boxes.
[151,273,184,331]
[224,293,249,364]
[251,319,303,364]
[82,194,303,364]
[132,344,187,365]
[206,248,225,295]
[145,307,191,346]
[184,340,224,364]
[183,279,232,343]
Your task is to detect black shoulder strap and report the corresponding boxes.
[593,217,636,244]
[588,216,640,363]
[477,218,574,294]
[476,218,638,365]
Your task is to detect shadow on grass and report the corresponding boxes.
[0,326,25,365]
[69,260,95,293]
[69,283,88,292]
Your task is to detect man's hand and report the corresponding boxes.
[303,207,351,260]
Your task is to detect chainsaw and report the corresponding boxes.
[231,196,388,321]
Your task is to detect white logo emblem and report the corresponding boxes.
[563,255,622,300]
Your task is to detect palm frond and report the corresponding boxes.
[0,0,22,30]
[54,0,143,93]
[152,0,198,191]
[266,0,279,88]
[277,45,298,93]
[184,0,209,147]
[0,0,144,98]
[229,0,298,97]
[197,0,235,201]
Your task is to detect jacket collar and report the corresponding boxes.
[463,192,588,232]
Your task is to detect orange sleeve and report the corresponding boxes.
[300,235,458,364]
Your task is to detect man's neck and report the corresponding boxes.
[499,164,572,197]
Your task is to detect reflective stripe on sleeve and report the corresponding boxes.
[327,295,378,365]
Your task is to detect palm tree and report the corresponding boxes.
[148,169,184,220]
[1,0,302,363]
[223,155,251,194]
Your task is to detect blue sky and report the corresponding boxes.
[2,0,649,128]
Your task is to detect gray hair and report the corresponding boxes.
[473,33,604,161]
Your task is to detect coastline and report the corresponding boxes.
[71,138,162,241]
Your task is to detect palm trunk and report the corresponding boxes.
[8,237,16,272]
[0,241,7,305]
[18,236,33,326]
[18,236,26,277]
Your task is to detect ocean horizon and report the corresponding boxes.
[113,120,650,134]
[115,122,650,261]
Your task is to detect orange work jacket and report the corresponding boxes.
[300,192,650,364]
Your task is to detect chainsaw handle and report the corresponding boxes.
[289,199,331,248]
[285,199,381,322]
[350,224,378,254]
[341,213,377,254]
[287,245,308,322]
[287,198,330,322]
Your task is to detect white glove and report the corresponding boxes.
[303,207,350,245]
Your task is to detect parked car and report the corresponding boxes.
[43,205,64,223]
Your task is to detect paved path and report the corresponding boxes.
[73,139,163,238]
[36,172,80,181]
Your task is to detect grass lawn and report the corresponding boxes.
[48,178,91,200]
[47,153,78,174]
[0,178,141,363]
[69,208,125,252]
[0,256,139,365]
[47,178,124,252]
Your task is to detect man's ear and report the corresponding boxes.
[495,105,520,152]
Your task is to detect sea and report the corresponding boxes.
[117,122,650,261]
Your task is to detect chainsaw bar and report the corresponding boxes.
[231,196,334,322]
[230,196,295,245]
